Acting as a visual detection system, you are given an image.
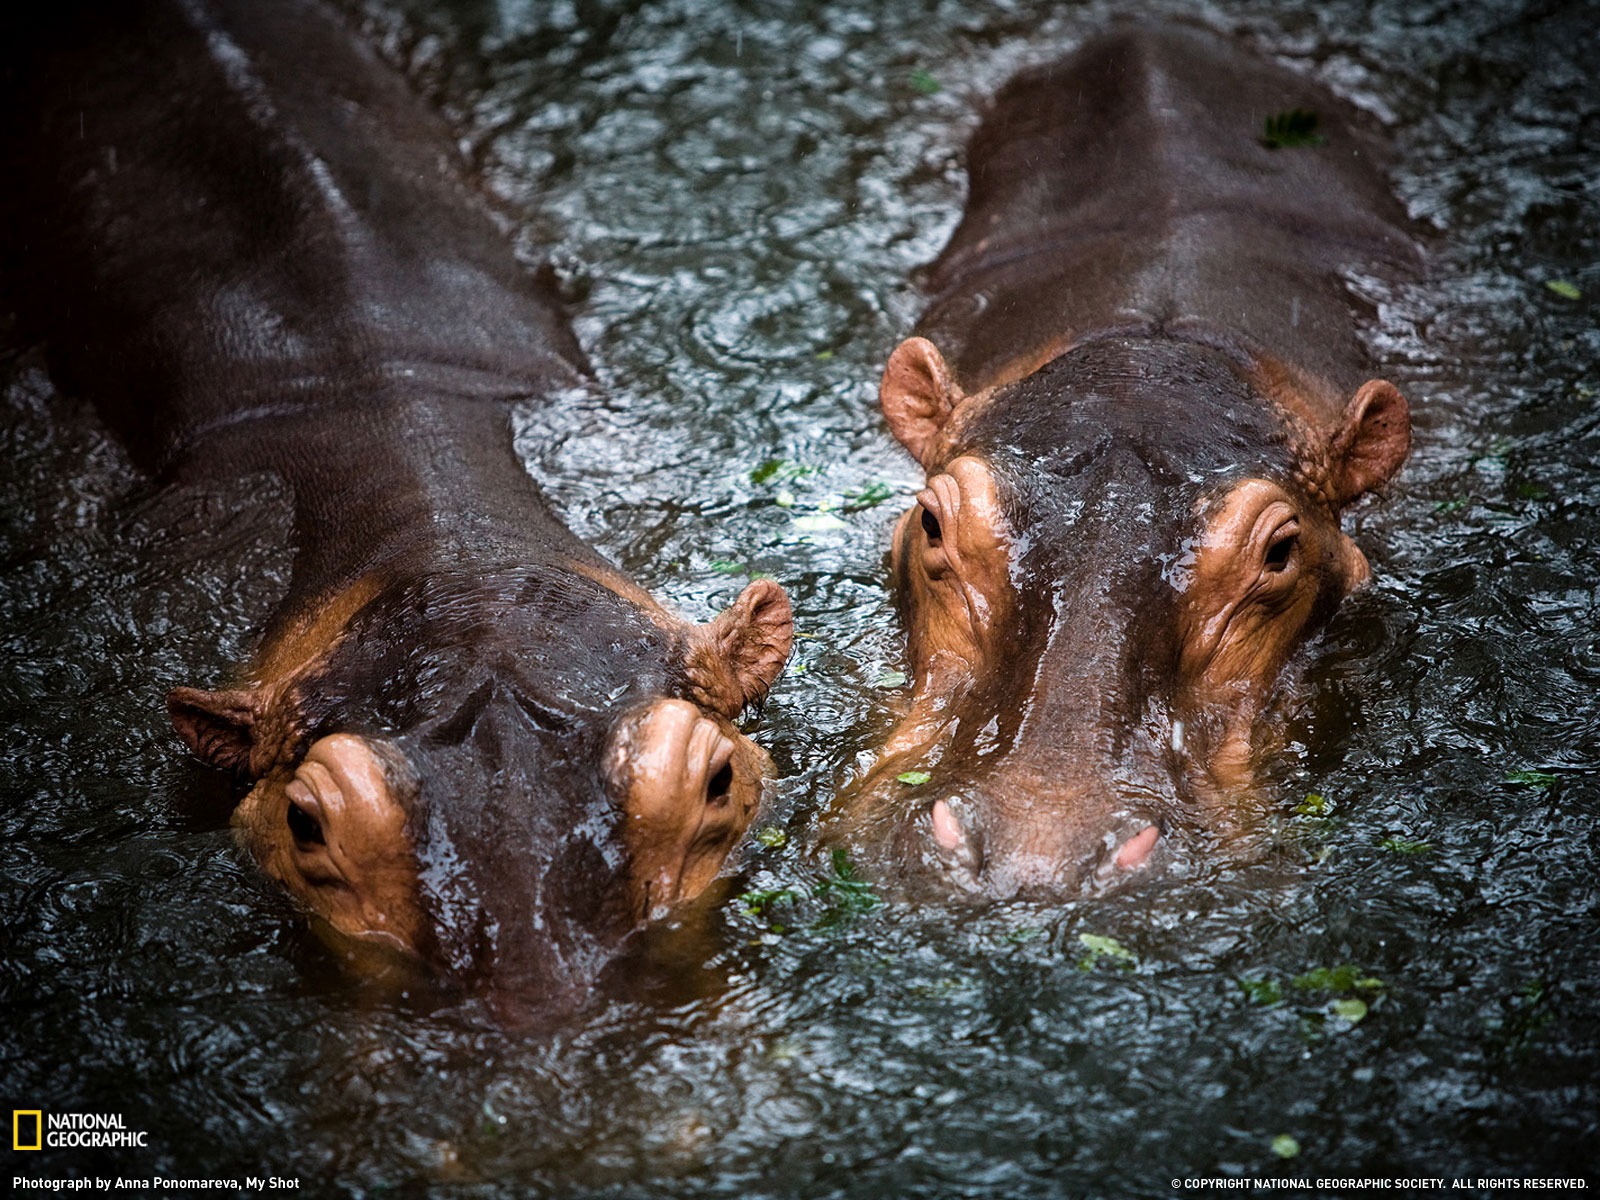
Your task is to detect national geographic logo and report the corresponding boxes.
[13,1110,42,1151]
[12,1110,149,1150]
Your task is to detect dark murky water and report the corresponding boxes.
[3,0,1597,1193]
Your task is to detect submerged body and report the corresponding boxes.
[3,0,791,1005]
[830,26,1420,896]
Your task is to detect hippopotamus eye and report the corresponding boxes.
[920,505,944,544]
[286,797,326,847]
[706,759,734,806]
[1263,520,1301,573]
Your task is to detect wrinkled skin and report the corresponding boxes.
[2,0,792,1007]
[826,26,1421,898]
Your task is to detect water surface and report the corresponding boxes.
[2,0,1597,1192]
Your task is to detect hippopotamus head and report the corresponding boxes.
[166,564,791,1002]
[835,333,1408,897]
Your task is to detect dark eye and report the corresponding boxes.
[1264,528,1299,572]
[706,761,733,806]
[920,505,943,543]
[287,800,325,847]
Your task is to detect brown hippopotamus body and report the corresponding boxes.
[3,0,792,1005]
[830,26,1420,897]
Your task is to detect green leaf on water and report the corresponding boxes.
[1379,836,1432,855]
[739,887,799,917]
[1261,108,1325,149]
[1272,1134,1301,1159]
[843,481,896,510]
[813,848,881,920]
[1239,977,1284,1006]
[909,69,940,95]
[873,669,908,689]
[1003,926,1045,946]
[1433,496,1472,514]
[814,348,835,360]
[1077,933,1136,970]
[755,826,789,850]
[791,513,848,534]
[1488,976,1554,1055]
[1294,792,1331,817]
[1293,964,1385,995]
[896,770,931,786]
[1506,769,1559,787]
[708,558,747,575]
[1545,279,1582,300]
[751,459,820,486]
[1330,998,1369,1023]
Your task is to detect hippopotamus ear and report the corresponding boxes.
[1328,379,1411,507]
[881,337,964,467]
[167,686,259,774]
[696,579,795,716]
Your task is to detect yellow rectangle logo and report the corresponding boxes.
[13,1109,43,1151]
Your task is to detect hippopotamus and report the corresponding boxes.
[827,26,1421,897]
[2,0,792,1003]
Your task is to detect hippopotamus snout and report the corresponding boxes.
[901,773,1167,899]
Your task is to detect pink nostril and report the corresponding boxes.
[1115,825,1161,871]
[930,799,966,851]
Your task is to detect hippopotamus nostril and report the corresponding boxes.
[930,798,964,850]
[927,797,983,879]
[1114,824,1161,872]
[1088,821,1163,890]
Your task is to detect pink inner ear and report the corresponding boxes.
[880,337,960,465]
[167,686,257,773]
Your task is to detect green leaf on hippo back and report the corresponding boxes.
[1545,279,1582,300]
[1330,998,1369,1023]
[896,770,931,786]
[1506,769,1559,787]
[790,512,847,534]
[1294,792,1331,816]
[1379,835,1432,855]
[1076,933,1136,971]
[1261,108,1326,149]
[873,669,908,688]
[1271,1134,1301,1159]
[909,69,940,95]
[1239,977,1284,1006]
